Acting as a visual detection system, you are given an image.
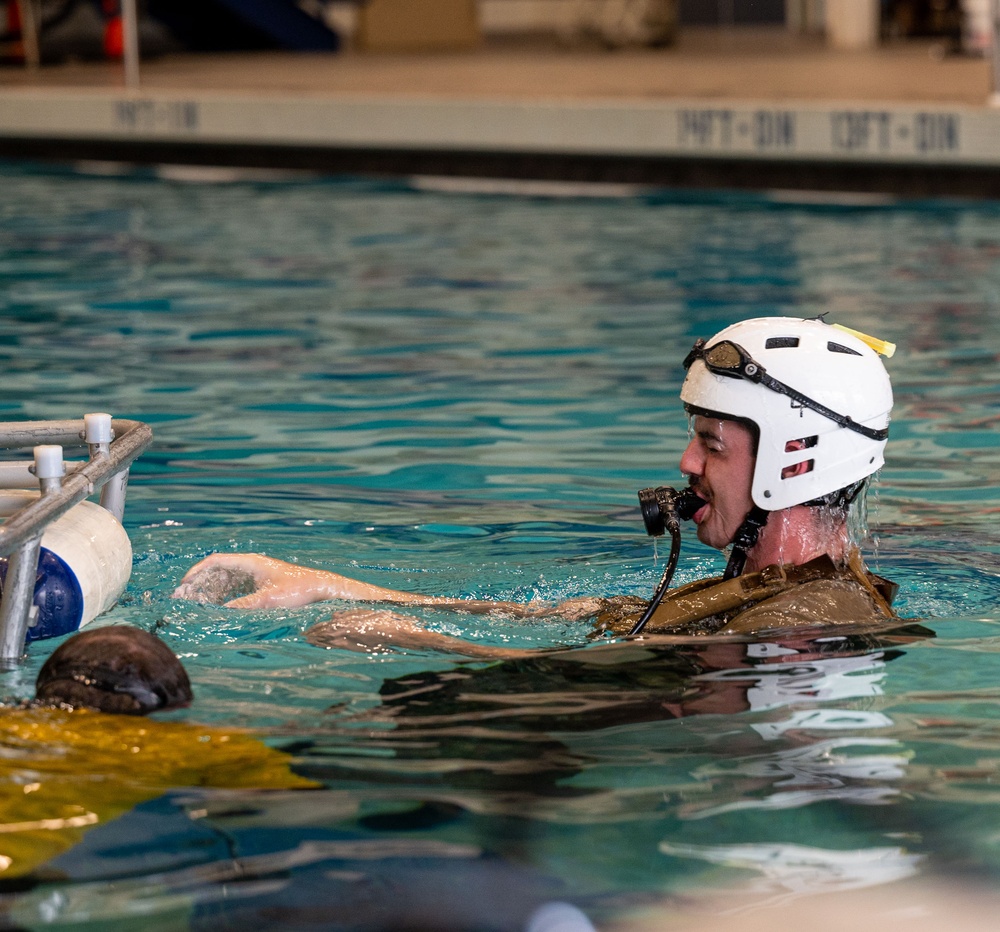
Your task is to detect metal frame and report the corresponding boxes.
[0,415,152,663]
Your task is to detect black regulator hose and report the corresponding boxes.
[628,486,704,637]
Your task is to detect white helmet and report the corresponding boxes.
[680,316,893,511]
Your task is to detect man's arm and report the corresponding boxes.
[172,552,603,619]
[173,552,451,609]
[305,608,535,658]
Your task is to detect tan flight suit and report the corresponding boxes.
[594,550,899,638]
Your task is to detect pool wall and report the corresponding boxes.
[3,52,1000,197]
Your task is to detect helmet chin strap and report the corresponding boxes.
[723,506,770,580]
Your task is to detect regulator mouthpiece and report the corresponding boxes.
[638,486,705,537]
[630,486,704,637]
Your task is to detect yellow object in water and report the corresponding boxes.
[831,323,897,358]
[0,707,317,878]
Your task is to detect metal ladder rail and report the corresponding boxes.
[0,417,153,663]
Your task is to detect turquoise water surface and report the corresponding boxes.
[0,160,999,929]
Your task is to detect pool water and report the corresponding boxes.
[0,159,998,929]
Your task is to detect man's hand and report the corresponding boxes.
[172,553,341,609]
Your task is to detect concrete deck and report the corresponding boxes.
[2,27,999,195]
[1,28,992,103]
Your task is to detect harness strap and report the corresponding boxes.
[722,505,769,580]
[845,548,898,616]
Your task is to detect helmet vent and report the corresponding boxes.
[827,341,862,356]
[765,337,799,349]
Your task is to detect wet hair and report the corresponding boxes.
[804,477,868,515]
[35,625,193,715]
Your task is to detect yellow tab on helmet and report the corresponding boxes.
[831,323,896,358]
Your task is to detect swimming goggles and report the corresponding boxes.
[683,338,889,442]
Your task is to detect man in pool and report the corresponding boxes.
[173,315,899,651]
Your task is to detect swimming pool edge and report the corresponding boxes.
[2,88,999,197]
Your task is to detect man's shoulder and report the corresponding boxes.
[620,553,898,637]
[721,573,891,635]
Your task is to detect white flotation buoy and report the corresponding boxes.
[0,491,132,641]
